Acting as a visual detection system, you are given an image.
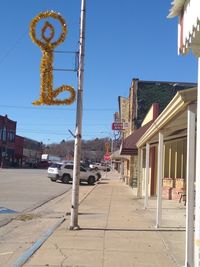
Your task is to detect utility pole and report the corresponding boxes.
[70,0,86,230]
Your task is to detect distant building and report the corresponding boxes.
[15,135,24,167]
[0,115,16,167]
[0,114,43,168]
[22,137,42,167]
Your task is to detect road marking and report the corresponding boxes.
[0,207,17,214]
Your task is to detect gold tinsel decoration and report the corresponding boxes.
[29,11,76,105]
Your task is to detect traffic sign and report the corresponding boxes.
[104,154,110,161]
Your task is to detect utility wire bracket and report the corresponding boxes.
[53,50,79,73]
[68,129,76,138]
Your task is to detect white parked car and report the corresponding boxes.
[89,162,111,172]
[47,162,98,185]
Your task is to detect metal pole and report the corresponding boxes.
[70,0,86,230]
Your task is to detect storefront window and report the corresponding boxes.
[2,126,7,141]
[9,131,15,142]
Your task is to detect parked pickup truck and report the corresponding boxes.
[89,162,110,172]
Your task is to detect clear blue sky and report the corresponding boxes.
[0,0,198,144]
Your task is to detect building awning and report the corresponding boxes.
[120,120,154,156]
[110,149,129,160]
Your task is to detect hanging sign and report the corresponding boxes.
[112,122,123,130]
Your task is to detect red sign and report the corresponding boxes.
[104,154,110,161]
[112,122,123,130]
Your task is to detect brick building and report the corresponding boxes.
[0,115,16,167]
[118,79,197,194]
[0,114,43,168]
[15,135,24,167]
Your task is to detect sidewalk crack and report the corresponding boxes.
[102,186,114,267]
[158,231,179,267]
[54,243,68,266]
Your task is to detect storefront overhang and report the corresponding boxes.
[111,149,129,161]
[120,120,154,155]
[137,88,197,148]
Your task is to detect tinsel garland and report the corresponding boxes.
[29,11,76,106]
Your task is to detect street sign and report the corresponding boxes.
[104,154,110,161]
[112,122,123,130]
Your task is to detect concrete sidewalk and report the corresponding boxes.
[24,171,185,267]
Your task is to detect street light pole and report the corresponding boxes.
[70,0,86,230]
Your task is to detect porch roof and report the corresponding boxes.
[110,149,129,160]
[120,120,153,155]
[137,87,197,148]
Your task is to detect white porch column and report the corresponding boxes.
[144,143,150,209]
[156,132,164,228]
[137,148,144,198]
[195,58,200,267]
[120,160,124,178]
[186,104,196,267]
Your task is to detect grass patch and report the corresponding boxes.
[16,213,41,221]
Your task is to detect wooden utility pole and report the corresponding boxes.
[70,0,86,230]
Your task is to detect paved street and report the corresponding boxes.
[0,169,97,267]
[0,168,71,226]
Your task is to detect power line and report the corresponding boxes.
[0,31,27,65]
[17,130,67,135]
[17,128,113,137]
[17,123,110,127]
[17,129,112,135]
[0,104,116,111]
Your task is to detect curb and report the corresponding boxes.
[12,217,65,267]
[12,180,100,267]
[0,187,72,228]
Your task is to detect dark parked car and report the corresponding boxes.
[36,161,51,169]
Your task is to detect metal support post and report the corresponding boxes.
[70,0,86,230]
